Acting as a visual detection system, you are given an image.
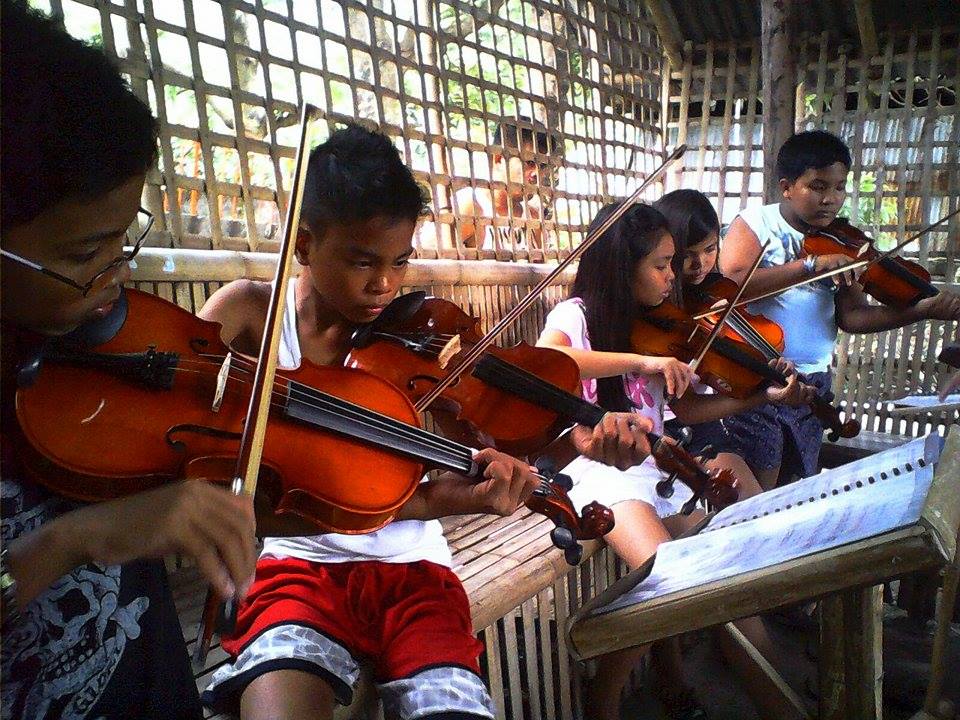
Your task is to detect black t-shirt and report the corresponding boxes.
[1,436,202,719]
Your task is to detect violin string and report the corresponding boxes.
[172,358,477,466]
[170,358,564,494]
[723,310,780,360]
[154,363,565,501]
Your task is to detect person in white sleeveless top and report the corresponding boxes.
[198,126,654,720]
[721,130,960,490]
[453,116,562,252]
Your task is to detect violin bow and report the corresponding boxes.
[860,206,960,272]
[194,102,316,665]
[695,207,960,320]
[413,144,689,412]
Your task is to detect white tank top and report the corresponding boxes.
[733,203,838,375]
[261,279,453,566]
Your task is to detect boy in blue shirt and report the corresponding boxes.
[721,129,960,488]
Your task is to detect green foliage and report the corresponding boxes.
[841,172,899,249]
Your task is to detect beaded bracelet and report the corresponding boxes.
[0,546,21,628]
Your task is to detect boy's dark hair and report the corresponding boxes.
[301,125,427,233]
[776,130,851,183]
[653,189,720,285]
[494,116,562,157]
[572,202,670,412]
[1,0,158,228]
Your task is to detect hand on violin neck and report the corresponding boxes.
[917,291,960,322]
[570,412,653,471]
[634,355,694,399]
[410,448,539,519]
[762,358,807,407]
[52,481,256,601]
[469,448,540,516]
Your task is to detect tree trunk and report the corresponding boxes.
[760,0,797,203]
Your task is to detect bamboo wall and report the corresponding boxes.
[663,27,960,281]
[35,0,662,261]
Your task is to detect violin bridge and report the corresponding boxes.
[212,352,232,412]
[437,335,462,369]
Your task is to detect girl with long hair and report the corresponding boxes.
[537,202,810,719]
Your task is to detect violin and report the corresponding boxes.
[468,350,740,512]
[347,293,740,511]
[635,296,860,441]
[803,218,939,308]
[14,288,613,562]
[684,274,784,354]
[347,291,581,456]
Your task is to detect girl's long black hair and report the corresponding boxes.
[653,189,720,293]
[571,202,670,412]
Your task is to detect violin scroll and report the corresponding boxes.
[650,435,740,512]
[807,395,861,442]
[527,464,615,566]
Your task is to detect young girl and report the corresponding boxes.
[653,189,763,492]
[537,202,810,719]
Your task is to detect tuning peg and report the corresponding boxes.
[680,494,701,516]
[673,425,694,447]
[552,471,573,492]
[550,526,576,550]
[564,544,583,566]
[656,473,678,499]
[535,455,557,478]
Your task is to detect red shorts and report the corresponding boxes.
[203,557,490,716]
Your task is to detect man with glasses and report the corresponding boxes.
[454,117,564,252]
[1,4,256,718]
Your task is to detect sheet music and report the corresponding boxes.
[892,393,960,408]
[703,435,937,532]
[594,435,942,616]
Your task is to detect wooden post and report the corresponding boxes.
[760,0,797,203]
[841,586,883,720]
[819,596,846,720]
[819,586,884,720]
[853,0,879,58]
[644,0,685,69]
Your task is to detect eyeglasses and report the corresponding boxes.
[0,208,154,297]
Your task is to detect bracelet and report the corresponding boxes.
[802,255,817,275]
[0,546,21,628]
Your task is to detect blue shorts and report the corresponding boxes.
[663,418,744,459]
[722,371,832,479]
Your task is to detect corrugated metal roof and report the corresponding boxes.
[662,0,959,45]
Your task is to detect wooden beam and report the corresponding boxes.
[853,0,880,57]
[715,623,812,720]
[644,0,685,68]
[760,0,797,203]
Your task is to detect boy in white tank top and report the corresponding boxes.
[199,126,653,720]
[721,130,960,489]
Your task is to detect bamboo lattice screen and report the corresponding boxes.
[662,27,960,281]
[34,0,662,261]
